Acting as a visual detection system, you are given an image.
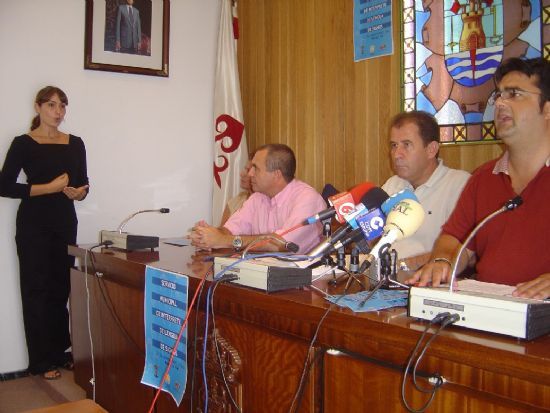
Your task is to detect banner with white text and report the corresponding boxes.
[141,266,189,406]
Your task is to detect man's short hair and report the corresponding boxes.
[389,110,439,146]
[495,57,550,109]
[257,143,296,183]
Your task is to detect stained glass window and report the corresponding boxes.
[402,0,548,144]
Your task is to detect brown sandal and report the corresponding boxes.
[42,368,61,380]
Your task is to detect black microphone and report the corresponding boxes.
[306,188,389,257]
[328,227,368,254]
[447,196,523,290]
[301,181,376,225]
[241,235,300,256]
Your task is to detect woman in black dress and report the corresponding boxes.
[0,86,89,380]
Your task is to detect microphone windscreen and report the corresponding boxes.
[285,242,300,253]
[385,199,425,238]
[349,181,376,203]
[381,188,418,215]
[321,184,339,207]
[360,187,390,210]
[160,208,170,213]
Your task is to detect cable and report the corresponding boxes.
[200,273,239,413]
[288,303,332,413]
[201,284,213,413]
[86,247,144,356]
[83,242,110,401]
[189,271,208,413]
[211,279,243,413]
[400,313,459,413]
[146,264,211,413]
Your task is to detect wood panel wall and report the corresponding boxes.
[237,0,504,192]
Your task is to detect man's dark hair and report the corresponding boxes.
[258,143,296,183]
[389,110,439,146]
[495,57,550,109]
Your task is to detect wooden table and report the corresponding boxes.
[68,243,550,412]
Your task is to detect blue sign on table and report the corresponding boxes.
[353,0,393,61]
[141,266,189,406]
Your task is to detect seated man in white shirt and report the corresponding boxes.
[381,111,470,271]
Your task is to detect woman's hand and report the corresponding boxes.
[63,184,89,201]
[50,173,69,193]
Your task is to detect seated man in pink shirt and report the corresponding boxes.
[190,144,326,254]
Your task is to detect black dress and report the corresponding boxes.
[0,134,89,374]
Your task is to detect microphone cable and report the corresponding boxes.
[83,241,113,401]
[201,272,241,413]
[400,312,460,413]
[146,261,212,413]
[209,277,243,413]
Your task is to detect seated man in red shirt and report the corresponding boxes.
[407,57,550,300]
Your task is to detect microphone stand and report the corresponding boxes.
[117,208,170,233]
[343,247,366,292]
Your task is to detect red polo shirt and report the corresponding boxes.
[442,154,550,286]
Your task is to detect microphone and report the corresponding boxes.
[329,181,376,223]
[329,207,386,254]
[302,181,375,225]
[241,235,300,256]
[447,196,523,291]
[117,208,170,232]
[306,187,389,257]
[364,198,425,268]
[381,188,418,215]
[100,208,171,250]
[321,183,339,206]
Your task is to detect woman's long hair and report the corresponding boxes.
[30,86,69,131]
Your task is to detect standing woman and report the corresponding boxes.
[0,86,89,380]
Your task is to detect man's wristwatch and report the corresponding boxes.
[232,235,243,251]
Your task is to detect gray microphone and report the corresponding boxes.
[117,208,170,232]
[100,208,170,250]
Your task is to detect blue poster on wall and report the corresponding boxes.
[353,0,393,61]
[141,266,189,406]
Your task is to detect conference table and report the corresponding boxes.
[68,242,550,412]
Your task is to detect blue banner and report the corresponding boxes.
[141,266,189,406]
[353,0,393,61]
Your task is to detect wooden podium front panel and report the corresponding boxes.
[70,268,156,413]
[68,244,550,413]
[322,346,550,412]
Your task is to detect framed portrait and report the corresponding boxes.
[401,0,548,144]
[84,0,170,77]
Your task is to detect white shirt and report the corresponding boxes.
[381,159,470,259]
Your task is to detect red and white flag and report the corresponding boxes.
[212,0,248,226]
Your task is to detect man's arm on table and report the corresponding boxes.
[405,233,474,286]
[189,222,286,252]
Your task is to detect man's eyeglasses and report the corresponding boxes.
[488,88,542,105]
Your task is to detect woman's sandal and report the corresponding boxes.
[42,368,62,380]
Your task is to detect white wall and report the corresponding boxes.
[0,0,219,373]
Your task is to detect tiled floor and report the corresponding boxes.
[0,370,87,413]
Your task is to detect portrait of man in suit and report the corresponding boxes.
[115,0,141,54]
[103,0,152,56]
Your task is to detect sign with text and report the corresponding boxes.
[353,0,393,61]
[141,266,189,406]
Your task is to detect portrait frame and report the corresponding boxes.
[401,0,547,145]
[84,0,170,77]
